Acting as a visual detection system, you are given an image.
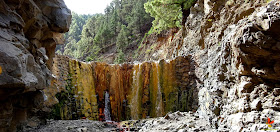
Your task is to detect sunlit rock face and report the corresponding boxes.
[175,0,280,131]
[46,0,280,131]
[0,0,71,131]
[49,55,199,121]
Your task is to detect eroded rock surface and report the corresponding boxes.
[46,55,199,122]
[50,0,280,131]
[27,0,280,131]
[0,0,71,131]
[174,0,280,131]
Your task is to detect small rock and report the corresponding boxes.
[178,129,185,132]
[273,88,280,96]
[176,111,183,116]
[188,123,195,128]
[77,127,88,132]
[250,98,262,110]
[163,127,170,130]
[164,114,170,120]
[27,121,39,128]
[238,81,253,96]
[262,99,273,109]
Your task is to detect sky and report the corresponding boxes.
[64,0,113,15]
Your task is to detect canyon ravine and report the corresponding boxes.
[1,0,280,132]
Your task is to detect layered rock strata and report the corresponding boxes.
[50,0,280,131]
[47,55,198,122]
[175,0,280,131]
[0,0,71,131]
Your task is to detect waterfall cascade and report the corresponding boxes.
[104,91,111,121]
[54,56,198,121]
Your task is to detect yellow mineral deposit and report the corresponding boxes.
[55,56,191,121]
[130,63,141,120]
[69,60,98,120]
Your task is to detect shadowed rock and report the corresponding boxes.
[0,0,71,131]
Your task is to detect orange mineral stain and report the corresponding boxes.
[0,66,2,75]
[52,56,193,121]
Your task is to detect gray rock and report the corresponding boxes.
[250,98,262,111]
[77,127,88,132]
[273,88,280,96]
[0,0,71,131]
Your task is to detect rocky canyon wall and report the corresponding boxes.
[46,1,280,131]
[175,0,280,131]
[47,55,199,122]
[48,0,280,131]
[131,0,280,130]
[17,0,280,131]
[0,0,71,131]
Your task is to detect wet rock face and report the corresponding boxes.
[130,0,280,131]
[48,55,199,122]
[46,0,280,131]
[0,0,71,131]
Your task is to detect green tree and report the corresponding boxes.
[128,0,152,38]
[144,0,197,33]
[116,25,129,51]
[114,50,125,64]
[61,12,92,58]
[60,0,154,62]
[77,15,102,59]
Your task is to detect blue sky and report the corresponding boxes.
[64,0,113,14]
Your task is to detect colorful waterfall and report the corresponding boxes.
[51,56,198,121]
[104,91,111,121]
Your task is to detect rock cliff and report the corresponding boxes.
[49,0,280,131]
[46,55,198,122]
[0,0,71,131]
[1,0,279,131]
[178,0,280,131]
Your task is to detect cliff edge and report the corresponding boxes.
[0,0,71,131]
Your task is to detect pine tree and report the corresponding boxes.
[114,50,125,64]
[144,0,197,33]
[62,12,92,58]
[128,0,144,37]
[116,25,129,51]
[61,0,154,62]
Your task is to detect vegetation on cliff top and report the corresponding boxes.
[58,0,197,63]
[144,0,197,33]
[57,0,153,63]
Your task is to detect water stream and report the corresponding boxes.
[64,56,193,121]
[104,91,111,121]
[155,62,163,117]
